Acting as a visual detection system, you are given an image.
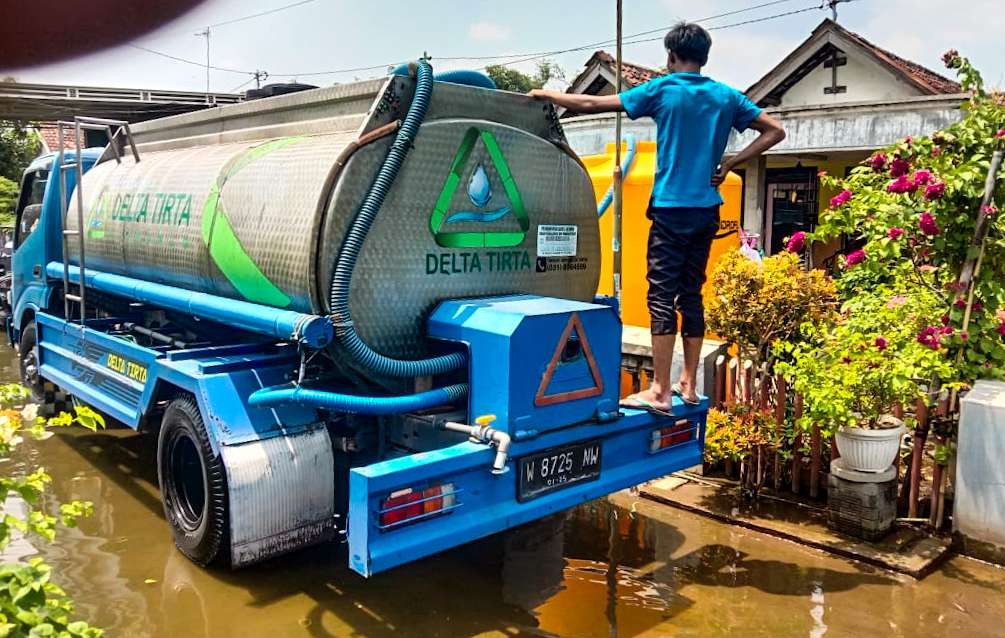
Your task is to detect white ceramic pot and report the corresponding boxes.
[835,424,906,473]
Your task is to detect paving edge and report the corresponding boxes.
[639,486,952,579]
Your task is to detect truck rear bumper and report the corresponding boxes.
[347,401,706,576]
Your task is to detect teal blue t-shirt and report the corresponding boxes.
[620,72,761,208]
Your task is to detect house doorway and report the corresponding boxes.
[764,166,818,255]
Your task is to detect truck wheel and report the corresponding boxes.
[157,396,229,567]
[18,322,55,407]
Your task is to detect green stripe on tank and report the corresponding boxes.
[201,137,305,307]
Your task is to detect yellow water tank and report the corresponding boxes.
[583,140,742,329]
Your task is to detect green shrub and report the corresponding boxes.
[0,384,104,637]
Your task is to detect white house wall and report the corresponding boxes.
[562,95,964,158]
[780,49,922,107]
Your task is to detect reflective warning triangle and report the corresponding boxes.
[535,313,605,406]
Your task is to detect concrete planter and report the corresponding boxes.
[835,425,906,473]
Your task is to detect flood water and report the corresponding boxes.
[4,347,1005,637]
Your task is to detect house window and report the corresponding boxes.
[764,167,818,255]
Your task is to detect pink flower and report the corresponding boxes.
[924,182,946,200]
[887,227,905,240]
[888,175,915,194]
[974,302,984,313]
[818,170,828,177]
[875,336,888,351]
[946,281,966,292]
[869,153,888,171]
[890,158,911,177]
[996,129,1005,139]
[844,249,866,267]
[886,295,907,308]
[830,190,853,207]
[941,314,950,326]
[919,211,940,236]
[912,169,933,186]
[998,322,1005,337]
[917,326,940,350]
[955,297,968,309]
[904,136,913,145]
[961,331,970,341]
[786,231,806,253]
[982,204,998,216]
[932,146,942,156]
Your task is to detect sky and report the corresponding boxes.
[5,0,1005,94]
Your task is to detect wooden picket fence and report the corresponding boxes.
[708,354,954,530]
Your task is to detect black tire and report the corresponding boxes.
[18,322,55,407]
[157,396,229,567]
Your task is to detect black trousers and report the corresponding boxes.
[646,204,720,337]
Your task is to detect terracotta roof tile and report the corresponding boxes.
[839,25,960,94]
[37,124,77,152]
[591,50,665,87]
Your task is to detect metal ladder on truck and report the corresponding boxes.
[56,117,140,326]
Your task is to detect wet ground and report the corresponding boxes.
[5,348,1005,637]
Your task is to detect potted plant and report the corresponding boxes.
[776,286,959,472]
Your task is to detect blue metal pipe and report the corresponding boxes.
[597,134,637,217]
[248,382,468,415]
[49,263,333,348]
[330,59,467,377]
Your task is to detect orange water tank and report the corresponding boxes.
[582,140,742,329]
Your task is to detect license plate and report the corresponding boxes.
[517,440,602,502]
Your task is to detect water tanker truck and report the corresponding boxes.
[9,61,707,576]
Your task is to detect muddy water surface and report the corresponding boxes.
[5,347,1005,637]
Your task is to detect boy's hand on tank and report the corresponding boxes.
[527,89,550,99]
[710,163,729,187]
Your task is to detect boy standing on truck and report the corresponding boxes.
[530,21,785,413]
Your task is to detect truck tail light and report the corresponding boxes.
[378,483,458,530]
[650,419,696,452]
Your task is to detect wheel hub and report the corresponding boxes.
[167,431,207,532]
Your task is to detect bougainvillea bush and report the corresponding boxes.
[809,52,1005,385]
[775,284,959,436]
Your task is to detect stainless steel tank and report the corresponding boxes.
[68,75,600,357]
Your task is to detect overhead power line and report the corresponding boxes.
[476,2,829,72]
[206,0,318,29]
[434,0,804,63]
[130,0,839,87]
[270,1,825,79]
[128,43,255,75]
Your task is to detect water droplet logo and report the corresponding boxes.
[429,126,529,248]
[468,164,492,208]
[445,163,511,225]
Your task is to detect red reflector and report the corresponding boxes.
[379,483,456,529]
[379,488,423,527]
[650,419,693,451]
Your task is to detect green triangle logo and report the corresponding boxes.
[429,127,529,248]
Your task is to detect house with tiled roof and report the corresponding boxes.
[559,50,664,117]
[563,19,967,264]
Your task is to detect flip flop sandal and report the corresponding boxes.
[671,383,701,406]
[620,393,674,417]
